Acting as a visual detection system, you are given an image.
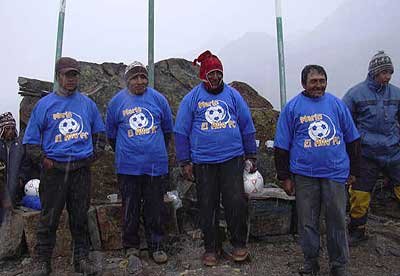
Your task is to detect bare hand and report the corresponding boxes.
[282,178,295,196]
[43,157,54,170]
[246,158,257,174]
[347,175,356,186]
[182,164,194,181]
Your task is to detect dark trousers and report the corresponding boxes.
[118,174,165,252]
[0,207,5,227]
[194,156,248,253]
[294,174,349,269]
[350,156,400,226]
[35,166,91,262]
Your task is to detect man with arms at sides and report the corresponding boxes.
[106,61,173,264]
[343,51,400,245]
[24,57,106,276]
[174,50,257,266]
[274,65,361,276]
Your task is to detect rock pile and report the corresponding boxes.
[18,58,279,202]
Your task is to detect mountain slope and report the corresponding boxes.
[215,0,400,109]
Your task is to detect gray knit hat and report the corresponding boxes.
[0,112,17,138]
[368,51,394,77]
[124,61,148,83]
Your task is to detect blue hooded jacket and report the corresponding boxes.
[342,74,400,164]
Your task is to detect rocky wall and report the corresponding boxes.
[18,58,279,202]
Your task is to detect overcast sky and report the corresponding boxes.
[0,0,347,121]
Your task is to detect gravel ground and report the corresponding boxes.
[1,195,400,276]
[1,224,400,276]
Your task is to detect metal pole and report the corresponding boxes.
[275,0,287,109]
[53,0,66,91]
[148,0,155,87]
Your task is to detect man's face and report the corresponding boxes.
[302,70,327,97]
[128,74,148,95]
[374,70,392,85]
[58,70,79,93]
[3,126,16,140]
[206,70,223,90]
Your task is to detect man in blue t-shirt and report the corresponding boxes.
[23,57,106,276]
[174,50,257,266]
[274,65,361,276]
[106,61,173,264]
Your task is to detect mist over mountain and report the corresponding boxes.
[217,0,400,109]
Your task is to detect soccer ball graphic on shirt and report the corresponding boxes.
[243,171,264,194]
[205,105,226,124]
[129,112,149,130]
[58,117,80,136]
[308,120,330,141]
[24,179,40,196]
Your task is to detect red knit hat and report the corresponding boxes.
[193,50,223,82]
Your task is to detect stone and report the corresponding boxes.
[90,151,118,205]
[229,81,273,109]
[257,150,277,184]
[369,226,400,257]
[154,58,201,114]
[96,204,123,250]
[127,255,143,274]
[0,167,5,202]
[175,266,243,276]
[21,208,72,257]
[172,168,196,203]
[88,206,102,250]
[96,200,179,251]
[250,108,280,147]
[88,250,106,271]
[248,198,292,237]
[163,199,180,235]
[18,77,52,134]
[21,257,32,266]
[187,229,202,241]
[0,210,24,259]
[18,58,280,221]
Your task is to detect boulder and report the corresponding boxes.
[257,149,277,184]
[0,167,4,204]
[0,210,24,259]
[96,200,179,250]
[18,58,277,133]
[251,108,280,147]
[18,58,279,203]
[88,206,102,251]
[154,58,201,114]
[21,208,72,257]
[96,204,123,250]
[248,198,292,237]
[90,151,118,204]
[229,81,273,109]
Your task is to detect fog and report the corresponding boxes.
[1,0,397,119]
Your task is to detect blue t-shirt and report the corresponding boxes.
[174,83,256,164]
[106,87,173,176]
[274,92,360,183]
[23,91,106,162]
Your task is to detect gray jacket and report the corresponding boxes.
[0,137,31,206]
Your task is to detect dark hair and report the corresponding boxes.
[301,65,327,85]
